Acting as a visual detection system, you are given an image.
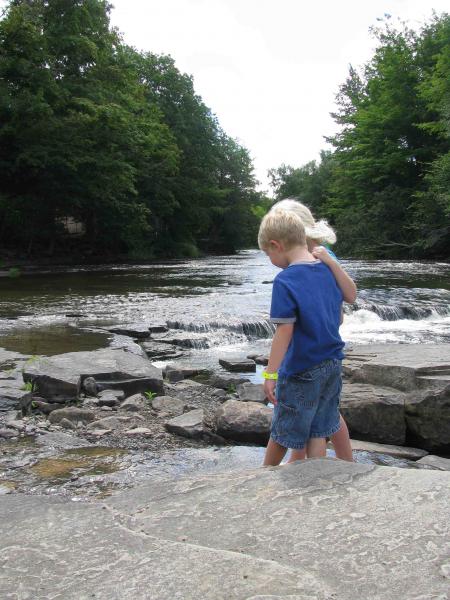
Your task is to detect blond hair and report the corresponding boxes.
[270,198,336,245]
[258,209,306,250]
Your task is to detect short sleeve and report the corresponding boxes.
[270,278,297,324]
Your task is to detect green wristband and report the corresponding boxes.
[262,370,278,380]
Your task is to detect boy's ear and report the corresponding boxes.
[269,240,283,252]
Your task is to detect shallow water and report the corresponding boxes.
[0,251,448,372]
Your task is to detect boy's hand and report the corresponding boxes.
[312,245,333,265]
[264,379,277,405]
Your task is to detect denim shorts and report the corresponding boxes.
[271,359,342,450]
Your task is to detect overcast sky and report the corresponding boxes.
[109,0,448,191]
[2,0,448,191]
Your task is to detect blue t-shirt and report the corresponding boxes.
[270,260,344,376]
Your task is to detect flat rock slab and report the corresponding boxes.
[108,324,151,339]
[1,460,449,599]
[344,344,450,391]
[152,395,186,416]
[23,348,164,399]
[348,439,428,460]
[417,455,450,471]
[219,357,256,372]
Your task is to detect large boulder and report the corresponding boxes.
[344,344,450,391]
[405,385,450,452]
[22,348,164,400]
[340,382,406,445]
[214,399,272,444]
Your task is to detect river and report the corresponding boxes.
[0,250,449,370]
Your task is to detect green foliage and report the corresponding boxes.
[269,13,450,259]
[21,381,34,392]
[0,0,260,258]
[144,390,157,402]
[7,267,20,278]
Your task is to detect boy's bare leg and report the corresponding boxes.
[330,414,354,462]
[263,438,288,466]
[286,448,306,463]
[306,437,327,458]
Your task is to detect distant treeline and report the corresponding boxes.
[0,0,264,259]
[269,14,450,259]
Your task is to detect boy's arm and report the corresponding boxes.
[312,246,357,303]
[264,323,294,404]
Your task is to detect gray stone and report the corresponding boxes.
[123,427,152,437]
[1,460,445,598]
[87,429,111,438]
[405,385,450,452]
[348,439,428,460]
[82,376,98,396]
[5,419,25,432]
[344,344,450,391]
[219,357,256,372]
[340,382,406,445]
[59,417,77,430]
[0,385,29,411]
[208,374,250,390]
[140,341,184,361]
[214,400,272,444]
[121,393,147,412]
[98,389,125,401]
[86,415,142,430]
[0,428,16,439]
[35,432,93,449]
[165,409,204,439]
[148,324,168,333]
[108,324,151,339]
[417,455,450,471]
[48,407,96,425]
[151,395,185,416]
[236,382,267,404]
[163,365,200,383]
[31,399,60,414]
[23,348,164,399]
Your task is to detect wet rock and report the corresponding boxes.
[214,400,271,445]
[247,354,269,365]
[140,341,185,361]
[208,374,250,391]
[152,396,185,416]
[124,427,152,437]
[108,325,151,339]
[405,385,450,452]
[417,455,450,471]
[163,366,200,383]
[121,394,147,412]
[23,348,164,400]
[88,429,111,438]
[219,357,256,373]
[49,407,96,426]
[236,382,267,404]
[0,428,16,439]
[148,324,168,333]
[0,385,29,412]
[340,382,406,446]
[86,415,142,430]
[165,409,204,439]
[82,377,98,397]
[35,432,93,449]
[348,440,428,461]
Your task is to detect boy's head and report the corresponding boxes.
[258,209,306,267]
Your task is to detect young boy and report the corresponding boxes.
[258,209,353,466]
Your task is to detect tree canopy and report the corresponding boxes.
[269,14,450,259]
[0,0,262,258]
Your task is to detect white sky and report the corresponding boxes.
[1,0,448,191]
[108,0,449,191]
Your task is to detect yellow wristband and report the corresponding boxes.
[262,370,278,380]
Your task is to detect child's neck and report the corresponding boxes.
[285,245,315,265]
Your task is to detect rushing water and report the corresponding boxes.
[0,250,449,371]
